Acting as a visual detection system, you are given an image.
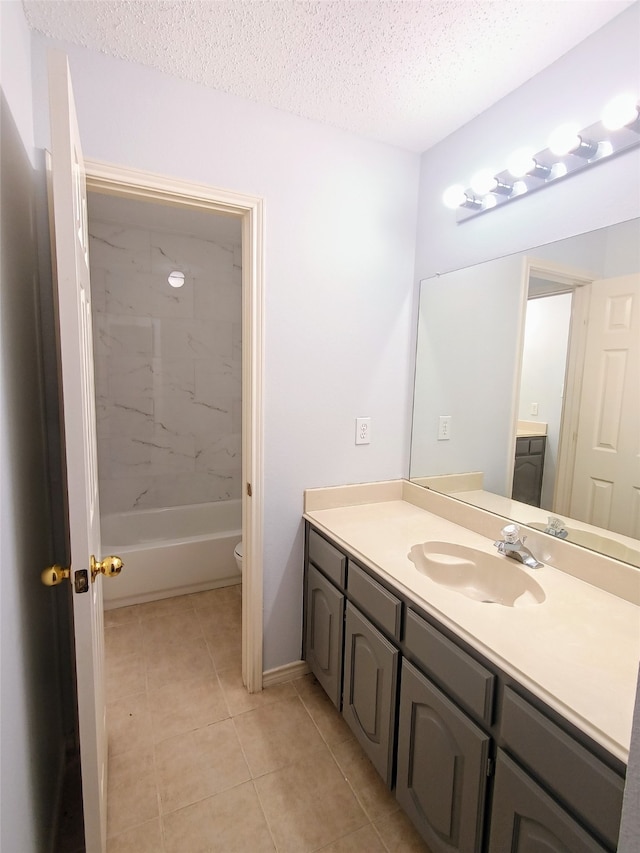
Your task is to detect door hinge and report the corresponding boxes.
[486,757,495,778]
[247,482,252,497]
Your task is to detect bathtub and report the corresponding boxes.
[101,500,242,609]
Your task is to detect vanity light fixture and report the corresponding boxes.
[547,123,600,158]
[602,93,639,131]
[444,92,640,222]
[168,270,185,288]
[442,184,483,210]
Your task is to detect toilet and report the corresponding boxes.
[234,541,243,575]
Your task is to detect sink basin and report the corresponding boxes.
[408,542,546,607]
[527,522,640,567]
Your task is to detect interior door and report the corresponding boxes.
[48,50,108,852]
[569,273,640,537]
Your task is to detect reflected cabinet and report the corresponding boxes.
[512,435,546,507]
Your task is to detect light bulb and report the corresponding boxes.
[442,184,467,209]
[602,93,639,130]
[548,123,581,156]
[511,181,528,197]
[506,148,536,178]
[482,195,497,210]
[470,169,497,196]
[168,271,185,288]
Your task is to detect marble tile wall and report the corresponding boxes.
[90,219,242,515]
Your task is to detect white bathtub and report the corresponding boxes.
[101,500,242,609]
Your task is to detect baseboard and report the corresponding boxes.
[262,659,310,688]
[103,576,241,610]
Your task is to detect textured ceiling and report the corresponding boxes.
[23,0,634,152]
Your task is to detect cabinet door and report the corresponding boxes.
[512,437,545,506]
[305,563,344,708]
[396,660,490,853]
[342,602,399,786]
[489,751,608,853]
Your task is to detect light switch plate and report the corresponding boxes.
[438,415,452,441]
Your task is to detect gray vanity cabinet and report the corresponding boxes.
[512,435,546,506]
[305,563,344,708]
[396,660,490,853]
[497,686,624,851]
[302,521,625,853]
[489,751,607,853]
[342,601,399,786]
[304,528,347,709]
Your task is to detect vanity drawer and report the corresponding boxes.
[529,437,545,454]
[308,528,346,589]
[501,687,624,849]
[515,436,545,455]
[404,609,495,724]
[347,562,402,640]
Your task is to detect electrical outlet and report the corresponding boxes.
[530,402,539,416]
[438,415,452,441]
[355,417,371,445]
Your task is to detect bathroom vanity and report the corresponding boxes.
[302,480,639,853]
[512,433,546,506]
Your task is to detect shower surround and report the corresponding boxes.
[89,214,242,515]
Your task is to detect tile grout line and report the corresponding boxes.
[293,678,405,851]
[106,592,406,852]
[148,665,167,853]
[248,777,280,852]
[214,646,281,851]
[293,685,382,846]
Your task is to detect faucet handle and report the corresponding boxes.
[501,523,520,544]
[545,516,568,538]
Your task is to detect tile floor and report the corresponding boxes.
[105,586,431,852]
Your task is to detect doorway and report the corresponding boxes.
[514,258,594,522]
[517,280,573,509]
[85,159,264,694]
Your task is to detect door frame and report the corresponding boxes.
[514,257,594,516]
[84,159,265,693]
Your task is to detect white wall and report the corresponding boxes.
[603,218,640,277]
[518,293,572,509]
[411,254,526,495]
[0,3,66,851]
[0,0,35,164]
[30,36,420,669]
[415,3,640,280]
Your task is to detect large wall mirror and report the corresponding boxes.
[410,217,640,568]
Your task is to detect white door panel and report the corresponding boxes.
[569,274,640,538]
[48,49,107,853]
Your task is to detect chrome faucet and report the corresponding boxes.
[544,516,568,539]
[494,524,543,569]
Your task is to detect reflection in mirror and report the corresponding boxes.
[410,218,640,568]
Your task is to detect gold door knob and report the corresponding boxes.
[41,564,71,586]
[91,555,123,581]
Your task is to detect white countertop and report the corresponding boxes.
[516,419,548,437]
[449,488,640,568]
[304,485,640,763]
